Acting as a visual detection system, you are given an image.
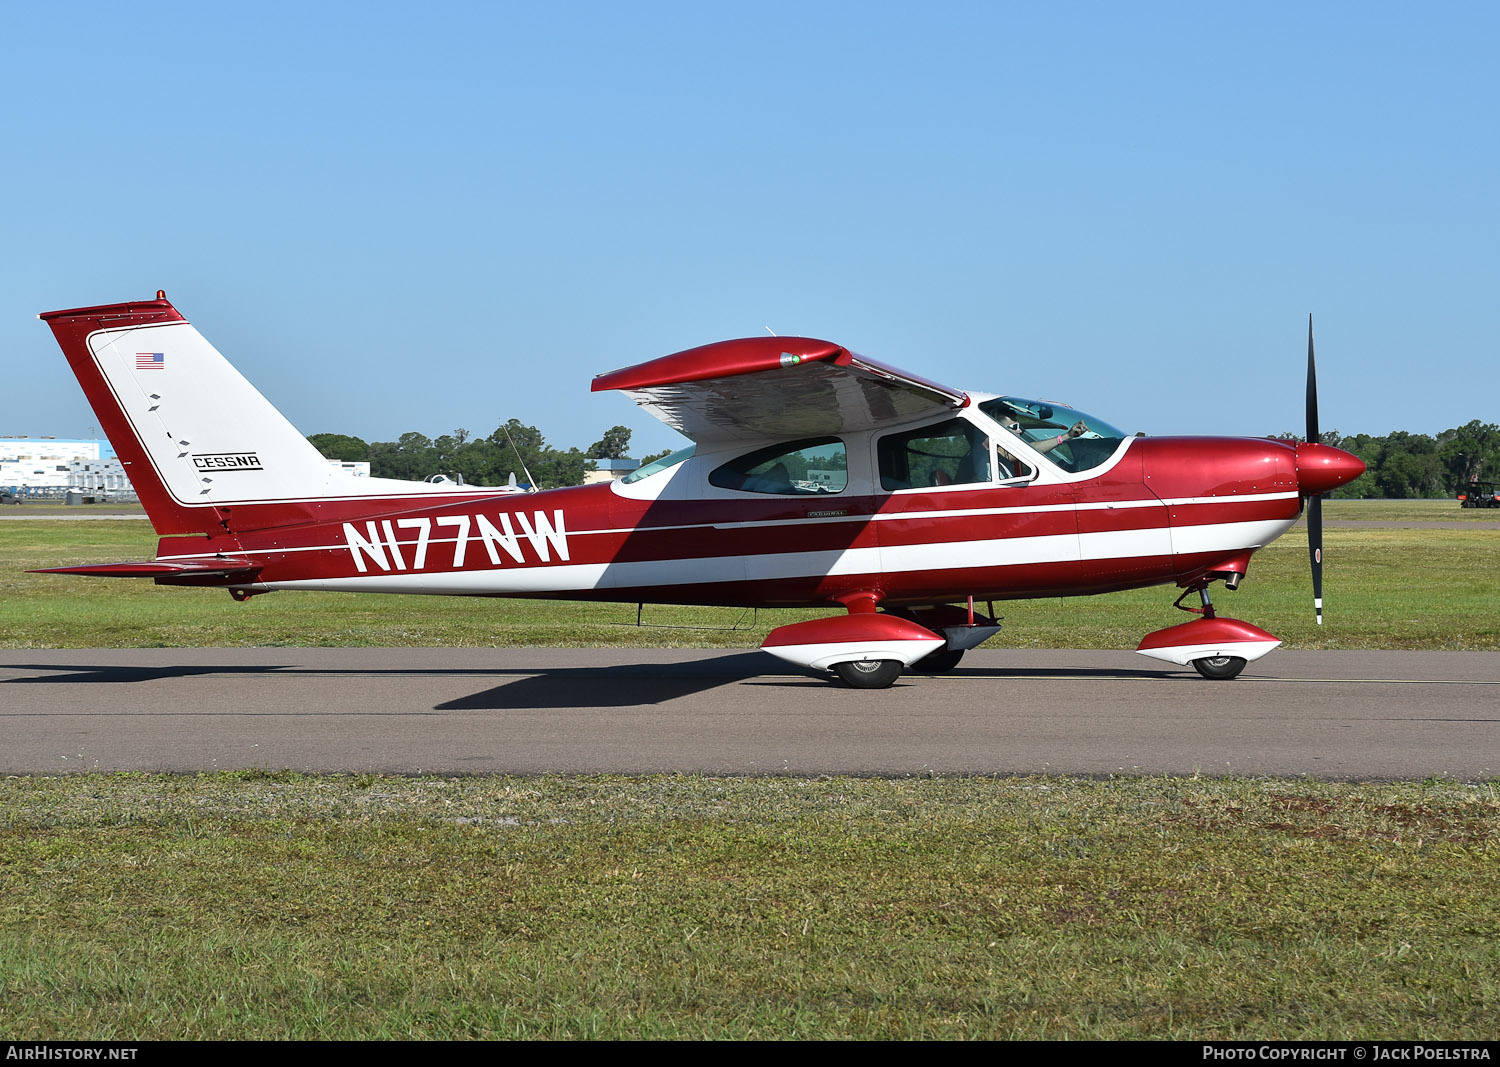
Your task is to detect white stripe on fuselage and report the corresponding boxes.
[256,517,1297,596]
[162,491,1298,564]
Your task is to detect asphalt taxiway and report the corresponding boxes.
[2,648,1496,779]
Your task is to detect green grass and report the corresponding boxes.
[3,501,1496,650]
[2,773,1496,1040]
[5,506,1497,1039]
[1324,498,1500,521]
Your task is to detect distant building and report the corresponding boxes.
[4,434,372,495]
[1,438,103,495]
[582,458,639,485]
[68,456,136,500]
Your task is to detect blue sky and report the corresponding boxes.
[3,2,1495,458]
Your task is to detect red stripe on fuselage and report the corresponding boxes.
[188,470,1294,606]
[1163,497,1300,528]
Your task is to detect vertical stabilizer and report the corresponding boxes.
[40,294,460,535]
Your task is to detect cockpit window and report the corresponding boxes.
[710,437,847,495]
[621,444,695,484]
[979,397,1127,474]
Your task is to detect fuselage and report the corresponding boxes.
[157,403,1307,610]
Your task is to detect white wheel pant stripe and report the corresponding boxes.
[1135,640,1281,666]
[762,639,946,671]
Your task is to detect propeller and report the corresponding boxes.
[1306,315,1323,625]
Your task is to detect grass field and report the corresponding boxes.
[1318,498,1500,522]
[4,499,1497,1040]
[3,499,1497,650]
[2,773,1497,1040]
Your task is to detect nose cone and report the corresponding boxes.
[1295,442,1366,496]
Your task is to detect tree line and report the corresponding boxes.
[309,423,674,490]
[311,418,1500,498]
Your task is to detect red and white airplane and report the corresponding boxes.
[38,292,1365,688]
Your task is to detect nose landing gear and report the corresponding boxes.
[1135,576,1282,679]
[1192,654,1247,680]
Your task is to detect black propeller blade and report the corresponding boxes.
[1306,315,1323,625]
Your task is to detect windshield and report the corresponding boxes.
[978,397,1128,475]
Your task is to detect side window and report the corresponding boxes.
[994,440,1032,482]
[710,437,847,495]
[878,418,995,491]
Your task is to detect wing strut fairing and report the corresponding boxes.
[592,336,969,444]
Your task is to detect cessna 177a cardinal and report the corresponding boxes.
[37,293,1365,688]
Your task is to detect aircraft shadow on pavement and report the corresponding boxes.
[434,653,778,710]
[2,663,300,685]
[436,660,1176,710]
[3,657,1177,714]
[0,655,778,711]
[938,666,1172,680]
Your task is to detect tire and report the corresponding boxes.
[912,648,965,674]
[832,659,903,689]
[1193,655,1247,680]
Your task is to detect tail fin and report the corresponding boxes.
[40,293,456,536]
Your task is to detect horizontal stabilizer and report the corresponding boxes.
[32,557,260,580]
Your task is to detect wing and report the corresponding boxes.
[591,337,968,444]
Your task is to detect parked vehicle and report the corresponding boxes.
[1458,480,1500,508]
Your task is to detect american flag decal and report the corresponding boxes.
[135,352,165,370]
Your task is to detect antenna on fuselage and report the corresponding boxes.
[501,423,539,492]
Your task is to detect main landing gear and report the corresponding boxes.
[911,647,966,674]
[759,599,1001,689]
[834,637,980,687]
[833,659,905,689]
[834,635,976,687]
